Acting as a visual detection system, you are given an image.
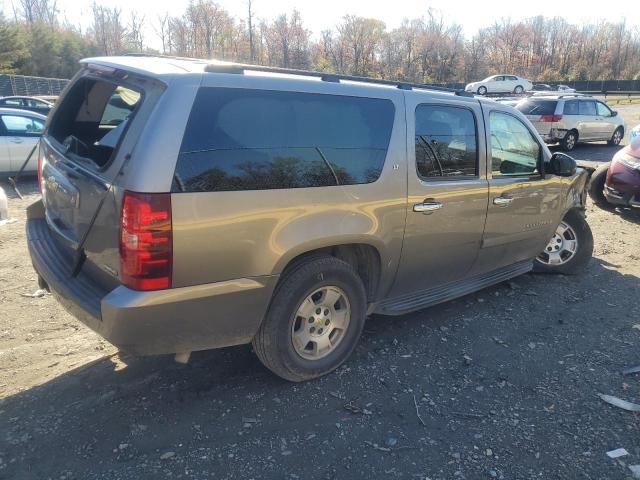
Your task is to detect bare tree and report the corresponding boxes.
[247,0,254,62]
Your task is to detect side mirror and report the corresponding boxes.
[549,152,576,177]
[611,111,618,117]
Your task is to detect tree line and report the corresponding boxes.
[1,0,639,82]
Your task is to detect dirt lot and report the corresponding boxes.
[1,106,640,479]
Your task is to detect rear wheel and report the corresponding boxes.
[533,210,593,275]
[587,163,610,207]
[514,85,524,94]
[561,130,578,151]
[252,256,367,382]
[477,86,487,95]
[608,127,623,146]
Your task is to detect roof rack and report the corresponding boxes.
[204,61,474,97]
[124,52,207,63]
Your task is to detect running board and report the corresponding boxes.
[374,260,533,316]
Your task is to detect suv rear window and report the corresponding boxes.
[516,100,557,115]
[173,88,395,192]
[48,77,142,170]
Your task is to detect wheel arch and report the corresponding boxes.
[275,242,383,303]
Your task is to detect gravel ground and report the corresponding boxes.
[1,108,639,480]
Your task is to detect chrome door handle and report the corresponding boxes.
[493,196,514,207]
[10,137,24,144]
[413,201,443,214]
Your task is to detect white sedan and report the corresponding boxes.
[465,75,533,95]
[0,108,45,174]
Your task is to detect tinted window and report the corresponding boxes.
[0,115,44,136]
[3,98,22,106]
[516,100,557,115]
[596,102,613,117]
[489,111,540,176]
[564,100,579,115]
[579,101,597,116]
[174,88,395,192]
[415,105,477,178]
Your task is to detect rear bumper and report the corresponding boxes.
[27,202,277,355]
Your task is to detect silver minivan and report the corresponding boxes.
[27,56,594,381]
[516,94,625,151]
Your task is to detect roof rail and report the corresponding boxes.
[204,61,474,97]
[124,52,207,63]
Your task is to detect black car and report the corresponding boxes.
[0,96,53,116]
[532,84,553,91]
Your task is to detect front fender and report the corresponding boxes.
[563,167,592,213]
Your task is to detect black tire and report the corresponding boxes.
[533,209,593,275]
[477,86,487,95]
[514,85,524,94]
[252,256,367,382]
[561,130,578,151]
[608,127,623,146]
[587,163,610,207]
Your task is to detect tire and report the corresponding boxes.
[608,127,623,146]
[252,256,367,382]
[533,209,593,275]
[561,130,578,151]
[477,86,487,95]
[514,85,524,94]
[587,163,610,207]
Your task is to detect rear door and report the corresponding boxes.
[472,107,563,274]
[0,124,10,173]
[0,113,44,172]
[389,97,488,297]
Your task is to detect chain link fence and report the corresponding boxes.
[0,74,69,97]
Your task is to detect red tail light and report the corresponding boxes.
[119,191,172,291]
[541,114,563,122]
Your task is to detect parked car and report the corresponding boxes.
[27,56,594,382]
[0,96,53,116]
[588,139,640,208]
[0,108,45,174]
[630,124,640,143]
[515,94,624,151]
[465,75,533,95]
[532,84,576,95]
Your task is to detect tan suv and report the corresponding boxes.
[27,56,594,381]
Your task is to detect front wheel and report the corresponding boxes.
[252,256,367,382]
[533,210,593,275]
[608,127,623,146]
[587,163,610,207]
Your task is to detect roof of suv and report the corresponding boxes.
[81,55,479,103]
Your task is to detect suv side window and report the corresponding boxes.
[563,100,579,115]
[174,88,395,192]
[489,111,540,176]
[596,102,613,117]
[415,104,477,178]
[579,100,597,116]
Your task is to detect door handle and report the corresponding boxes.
[413,200,443,214]
[10,137,24,144]
[493,196,514,207]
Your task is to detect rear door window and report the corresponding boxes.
[563,100,579,115]
[48,78,142,170]
[516,100,557,115]
[174,88,395,192]
[415,104,477,178]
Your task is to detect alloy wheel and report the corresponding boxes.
[291,286,351,360]
[536,221,579,266]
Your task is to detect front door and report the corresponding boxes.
[390,99,489,297]
[595,101,617,140]
[472,108,564,274]
[0,113,44,172]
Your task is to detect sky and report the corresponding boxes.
[1,0,635,50]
